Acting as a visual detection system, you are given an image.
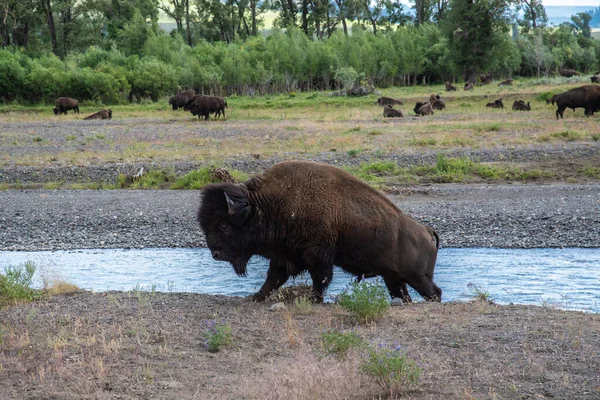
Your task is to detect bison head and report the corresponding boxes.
[198,183,255,276]
[53,107,59,115]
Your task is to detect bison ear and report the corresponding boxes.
[223,187,251,226]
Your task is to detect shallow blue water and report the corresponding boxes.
[1,248,599,312]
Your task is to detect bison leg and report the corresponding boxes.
[556,107,565,119]
[382,275,412,303]
[406,275,442,302]
[251,259,291,301]
[304,248,334,303]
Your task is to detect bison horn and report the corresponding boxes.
[224,192,237,215]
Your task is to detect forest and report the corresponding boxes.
[0,0,598,103]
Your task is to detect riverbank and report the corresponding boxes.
[0,291,598,399]
[1,183,599,251]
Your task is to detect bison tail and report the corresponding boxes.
[430,229,440,249]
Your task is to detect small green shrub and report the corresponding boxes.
[322,330,365,356]
[581,166,600,179]
[347,148,362,157]
[293,296,314,314]
[362,343,421,396]
[551,130,583,141]
[337,279,390,323]
[591,133,600,141]
[0,262,41,308]
[171,167,248,190]
[467,283,493,303]
[202,320,232,353]
[131,169,175,189]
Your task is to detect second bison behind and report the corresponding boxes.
[198,160,441,303]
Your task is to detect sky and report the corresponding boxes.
[542,0,598,6]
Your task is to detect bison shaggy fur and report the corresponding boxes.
[464,82,474,91]
[383,104,403,118]
[512,100,531,111]
[198,160,441,303]
[486,99,504,109]
[53,97,79,115]
[83,109,112,120]
[169,92,195,111]
[445,82,457,91]
[188,95,227,120]
[377,97,403,107]
[429,94,446,110]
[558,68,581,78]
[414,101,434,116]
[553,84,600,119]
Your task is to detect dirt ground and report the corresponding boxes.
[0,291,599,400]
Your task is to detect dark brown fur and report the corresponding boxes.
[198,160,441,303]
[558,68,581,78]
[416,101,434,116]
[553,84,600,119]
[377,97,403,107]
[479,73,492,85]
[464,82,474,91]
[445,82,457,91]
[486,99,503,109]
[591,75,600,84]
[383,104,403,118]
[429,94,445,110]
[83,109,112,120]
[169,91,195,111]
[512,100,531,111]
[187,95,223,120]
[53,97,79,115]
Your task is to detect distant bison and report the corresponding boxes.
[377,97,403,107]
[498,79,513,86]
[83,109,112,120]
[429,94,445,110]
[486,99,504,109]
[591,75,600,84]
[53,97,79,115]
[169,90,196,111]
[188,95,224,120]
[552,84,600,119]
[464,82,474,91]
[512,100,531,111]
[479,73,492,85]
[445,82,457,91]
[414,101,434,116]
[558,69,581,78]
[198,160,442,303]
[383,104,403,118]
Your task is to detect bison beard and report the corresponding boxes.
[197,160,441,303]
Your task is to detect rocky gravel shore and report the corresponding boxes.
[1,183,598,252]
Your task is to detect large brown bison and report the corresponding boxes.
[169,90,195,111]
[512,100,531,111]
[414,101,434,116]
[429,94,446,110]
[83,109,112,120]
[552,84,600,119]
[464,82,474,91]
[479,73,492,85]
[198,160,441,303]
[53,97,79,115]
[188,95,226,120]
[558,68,581,78]
[486,99,504,109]
[445,82,457,91]
[383,105,403,118]
[377,97,403,107]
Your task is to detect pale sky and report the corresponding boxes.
[542,0,598,6]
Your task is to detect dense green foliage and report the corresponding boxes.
[0,262,41,308]
[337,279,391,323]
[0,0,598,102]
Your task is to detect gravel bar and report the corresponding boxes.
[1,183,598,251]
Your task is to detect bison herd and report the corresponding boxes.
[52,97,112,120]
[168,89,228,120]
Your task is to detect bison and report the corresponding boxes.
[188,95,226,120]
[429,94,446,110]
[169,91,195,111]
[83,109,112,120]
[512,100,531,111]
[198,160,441,303]
[479,73,492,85]
[383,104,403,118]
[558,68,581,78]
[464,82,474,91]
[486,99,503,109]
[498,79,513,86]
[552,84,600,119]
[377,97,403,107]
[591,75,600,84]
[414,101,434,116]
[445,82,457,91]
[53,97,79,115]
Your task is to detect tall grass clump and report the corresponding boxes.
[337,279,390,323]
[0,262,41,308]
[362,343,421,396]
[202,319,233,353]
[171,167,248,189]
[130,169,175,189]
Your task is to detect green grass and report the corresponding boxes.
[0,262,42,308]
[170,167,249,189]
[361,343,421,395]
[202,320,233,353]
[322,330,365,356]
[337,279,390,324]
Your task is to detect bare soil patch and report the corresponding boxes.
[1,292,599,399]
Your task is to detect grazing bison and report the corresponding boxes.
[198,160,441,303]
[83,109,112,120]
[479,73,492,85]
[377,97,403,107]
[486,99,504,109]
[188,95,223,120]
[552,84,600,119]
[512,100,531,111]
[429,94,446,110]
[53,97,79,115]
[383,104,403,118]
[498,79,513,86]
[558,69,581,78]
[169,91,196,111]
[445,82,457,91]
[414,101,434,116]
[464,82,474,91]
[591,75,600,84]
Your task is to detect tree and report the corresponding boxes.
[443,0,513,82]
[0,0,42,48]
[518,0,546,31]
[570,12,591,39]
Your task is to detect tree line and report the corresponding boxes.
[0,0,598,103]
